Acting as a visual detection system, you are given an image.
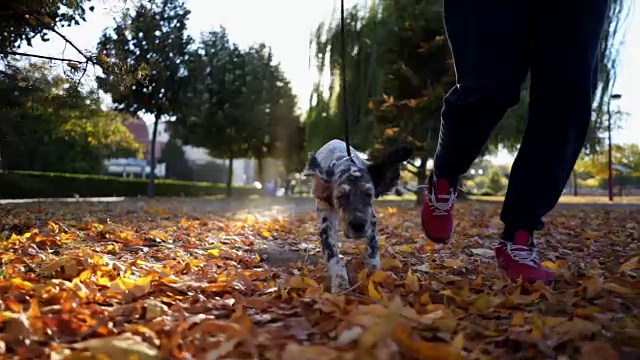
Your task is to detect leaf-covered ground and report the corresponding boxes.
[0,198,639,359]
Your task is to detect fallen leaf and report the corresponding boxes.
[405,270,420,292]
[381,258,402,270]
[368,280,383,300]
[442,259,464,268]
[69,333,160,360]
[577,340,619,360]
[581,277,603,299]
[603,282,638,294]
[619,256,640,273]
[281,342,340,360]
[511,312,525,326]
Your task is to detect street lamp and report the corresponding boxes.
[607,93,622,202]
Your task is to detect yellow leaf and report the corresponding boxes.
[207,248,221,257]
[405,270,420,292]
[370,270,388,283]
[451,332,464,350]
[442,258,464,268]
[398,245,414,253]
[381,258,402,270]
[471,294,500,314]
[368,280,383,300]
[603,282,638,294]
[419,293,432,305]
[619,256,640,273]
[69,333,160,360]
[542,260,558,271]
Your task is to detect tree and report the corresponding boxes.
[487,168,507,195]
[0,1,92,54]
[306,3,384,153]
[96,0,193,197]
[168,28,252,196]
[0,61,141,174]
[575,143,640,179]
[169,28,304,195]
[159,138,192,181]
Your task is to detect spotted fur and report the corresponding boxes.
[303,139,412,293]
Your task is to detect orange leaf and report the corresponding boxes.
[393,327,465,360]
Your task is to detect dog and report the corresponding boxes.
[303,139,413,293]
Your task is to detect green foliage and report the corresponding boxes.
[0,170,261,199]
[306,3,386,152]
[0,61,142,174]
[307,0,631,172]
[575,143,640,179]
[168,27,305,194]
[487,168,507,195]
[0,0,94,53]
[159,138,192,181]
[96,0,193,197]
[465,175,489,194]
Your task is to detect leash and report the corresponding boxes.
[339,0,353,159]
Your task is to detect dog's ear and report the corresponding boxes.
[303,152,333,200]
[303,152,328,179]
[367,144,413,198]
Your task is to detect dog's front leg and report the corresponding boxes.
[365,209,381,271]
[317,201,349,293]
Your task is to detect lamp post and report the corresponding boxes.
[607,93,622,202]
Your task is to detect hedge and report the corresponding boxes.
[0,171,262,199]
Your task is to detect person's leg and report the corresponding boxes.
[422,0,530,243]
[496,0,610,283]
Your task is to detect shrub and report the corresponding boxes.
[487,169,507,195]
[0,171,261,199]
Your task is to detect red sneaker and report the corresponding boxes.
[421,174,456,243]
[494,230,555,284]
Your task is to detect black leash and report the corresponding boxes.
[339,0,352,158]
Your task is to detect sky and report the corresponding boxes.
[17,0,640,164]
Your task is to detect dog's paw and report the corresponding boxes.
[365,255,381,271]
[328,257,350,293]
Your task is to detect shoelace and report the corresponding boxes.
[417,183,456,216]
[505,242,540,267]
[428,190,455,215]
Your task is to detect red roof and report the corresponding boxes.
[125,118,150,144]
[124,118,165,162]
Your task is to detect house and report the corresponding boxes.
[104,117,166,178]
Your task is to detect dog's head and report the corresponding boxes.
[304,144,413,239]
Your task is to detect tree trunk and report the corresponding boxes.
[572,169,578,196]
[226,153,234,197]
[414,156,428,207]
[147,114,160,198]
[256,157,264,184]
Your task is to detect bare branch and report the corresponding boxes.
[2,51,83,63]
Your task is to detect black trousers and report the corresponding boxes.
[433,0,610,235]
